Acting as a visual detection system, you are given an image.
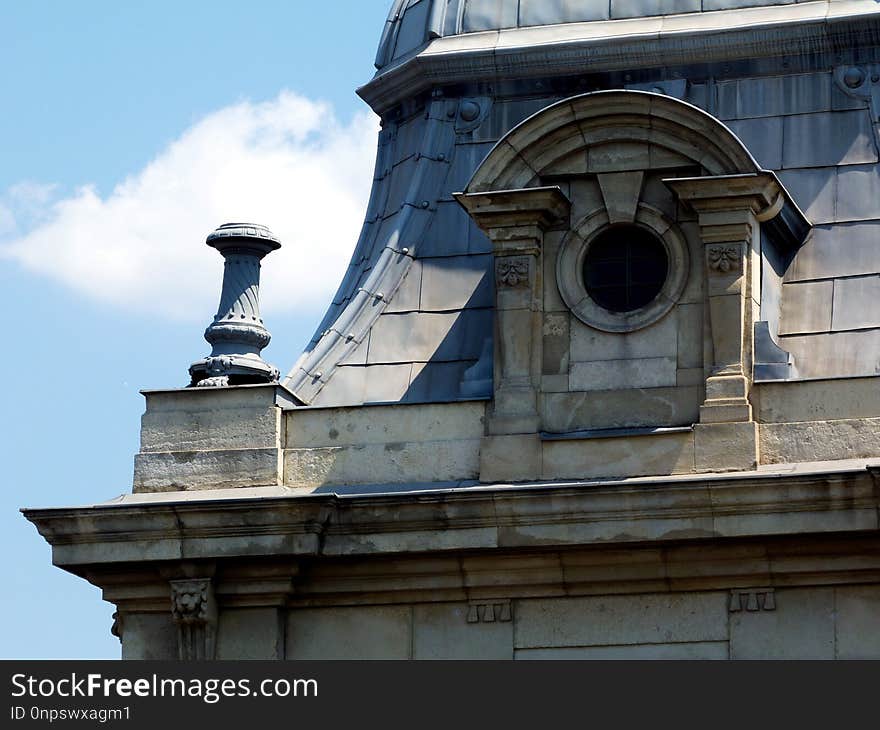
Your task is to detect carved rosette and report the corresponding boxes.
[706,245,743,275]
[189,223,282,387]
[170,578,217,660]
[495,256,530,288]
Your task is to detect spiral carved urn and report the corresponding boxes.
[189,223,281,387]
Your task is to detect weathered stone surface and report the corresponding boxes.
[568,178,605,224]
[141,404,281,453]
[542,313,570,375]
[570,357,677,391]
[835,585,880,659]
[134,448,282,493]
[515,593,728,649]
[217,608,283,660]
[284,439,480,488]
[542,230,568,313]
[677,368,704,387]
[286,606,411,659]
[542,387,702,432]
[140,386,286,453]
[695,422,758,472]
[597,171,645,223]
[729,588,835,659]
[541,374,569,392]
[542,431,695,480]
[480,434,541,483]
[676,303,704,370]
[120,613,177,660]
[286,402,485,448]
[570,313,677,363]
[134,385,295,492]
[760,418,880,464]
[413,603,513,659]
[753,377,880,423]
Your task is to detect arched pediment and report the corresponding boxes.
[466,90,761,194]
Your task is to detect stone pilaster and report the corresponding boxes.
[170,578,218,660]
[456,187,570,481]
[457,187,570,434]
[666,174,783,471]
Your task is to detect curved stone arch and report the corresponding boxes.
[466,90,761,194]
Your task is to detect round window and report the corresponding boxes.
[583,225,669,313]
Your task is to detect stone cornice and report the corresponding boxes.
[454,186,572,231]
[666,172,811,253]
[23,463,880,573]
[357,4,880,114]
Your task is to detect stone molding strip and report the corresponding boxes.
[358,3,880,114]
[91,533,880,613]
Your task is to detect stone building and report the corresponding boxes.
[25,0,880,659]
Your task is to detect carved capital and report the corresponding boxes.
[170,578,217,660]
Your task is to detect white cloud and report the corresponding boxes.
[0,204,14,237]
[0,92,379,321]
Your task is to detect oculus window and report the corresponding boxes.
[557,205,689,333]
[583,225,669,313]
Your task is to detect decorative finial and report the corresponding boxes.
[188,223,281,387]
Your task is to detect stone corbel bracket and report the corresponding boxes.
[729,587,776,613]
[170,578,217,661]
[466,601,513,624]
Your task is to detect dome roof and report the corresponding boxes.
[375,0,808,69]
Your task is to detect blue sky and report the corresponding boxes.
[0,0,392,659]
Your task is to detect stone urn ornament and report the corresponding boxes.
[189,223,281,387]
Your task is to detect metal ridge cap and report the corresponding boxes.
[358,5,880,114]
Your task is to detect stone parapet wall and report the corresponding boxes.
[283,400,486,488]
[133,385,486,492]
[754,376,880,464]
[131,378,880,491]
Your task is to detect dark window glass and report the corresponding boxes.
[583,225,668,312]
